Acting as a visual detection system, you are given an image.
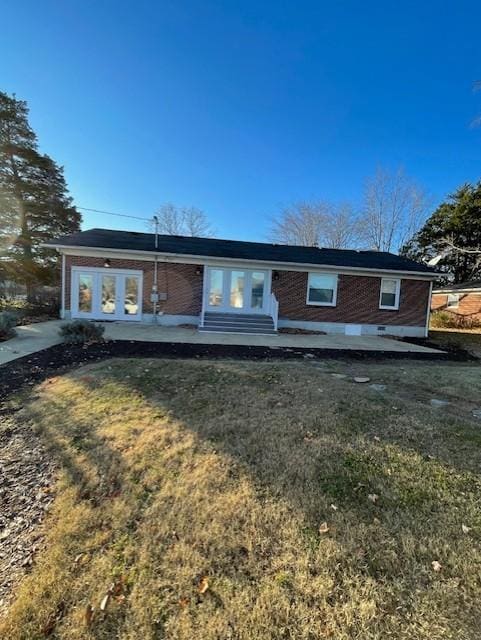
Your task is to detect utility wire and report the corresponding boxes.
[77,206,152,222]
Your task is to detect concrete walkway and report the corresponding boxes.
[0,319,442,366]
[0,320,64,365]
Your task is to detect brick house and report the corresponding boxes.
[46,228,437,337]
[431,281,481,323]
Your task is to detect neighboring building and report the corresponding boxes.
[431,281,481,322]
[45,228,437,337]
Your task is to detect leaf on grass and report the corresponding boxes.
[330,504,338,511]
[368,494,379,503]
[100,594,110,611]
[179,597,189,608]
[85,604,94,627]
[373,436,381,442]
[462,524,472,534]
[431,560,442,572]
[197,576,209,594]
[111,576,125,596]
[319,522,329,534]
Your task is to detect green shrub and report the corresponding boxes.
[431,310,481,330]
[59,319,105,345]
[0,311,18,341]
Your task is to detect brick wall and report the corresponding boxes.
[272,271,430,327]
[65,256,430,327]
[431,292,481,320]
[65,256,203,316]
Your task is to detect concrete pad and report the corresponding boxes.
[102,323,443,354]
[430,399,450,408]
[0,319,444,366]
[0,320,64,365]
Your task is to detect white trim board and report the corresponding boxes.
[433,287,481,294]
[52,245,437,281]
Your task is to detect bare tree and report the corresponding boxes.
[360,167,428,253]
[154,203,214,237]
[269,201,361,249]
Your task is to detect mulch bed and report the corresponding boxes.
[0,412,56,613]
[0,338,473,404]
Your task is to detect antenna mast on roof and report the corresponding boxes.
[153,215,159,249]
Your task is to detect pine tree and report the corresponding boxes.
[401,182,481,283]
[0,91,81,299]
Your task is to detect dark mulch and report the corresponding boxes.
[0,338,472,403]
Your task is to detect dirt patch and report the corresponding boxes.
[0,339,462,403]
[0,408,57,614]
[278,327,327,335]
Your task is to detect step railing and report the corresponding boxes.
[268,292,279,331]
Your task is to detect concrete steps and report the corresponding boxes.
[199,312,277,335]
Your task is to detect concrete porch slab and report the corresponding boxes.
[104,322,442,353]
[0,319,443,366]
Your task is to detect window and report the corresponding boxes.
[447,293,459,309]
[306,273,338,306]
[379,278,400,310]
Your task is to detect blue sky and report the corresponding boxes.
[2,1,481,240]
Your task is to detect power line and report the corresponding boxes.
[77,206,151,222]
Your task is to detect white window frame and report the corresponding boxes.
[306,272,338,307]
[447,293,459,309]
[71,266,143,321]
[379,277,401,310]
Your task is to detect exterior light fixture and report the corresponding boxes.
[273,271,280,281]
[104,258,111,268]
[195,266,202,275]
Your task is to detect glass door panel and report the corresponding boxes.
[250,272,265,310]
[230,271,245,308]
[208,269,224,307]
[101,275,116,314]
[78,274,93,313]
[124,276,139,315]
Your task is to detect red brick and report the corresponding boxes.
[65,257,203,316]
[272,272,430,326]
[431,292,481,321]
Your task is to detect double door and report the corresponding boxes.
[71,268,142,321]
[205,267,270,314]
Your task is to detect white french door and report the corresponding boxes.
[204,267,270,314]
[71,267,143,321]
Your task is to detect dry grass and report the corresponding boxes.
[2,357,481,639]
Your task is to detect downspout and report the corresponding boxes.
[152,216,159,324]
[152,256,158,324]
[60,253,66,319]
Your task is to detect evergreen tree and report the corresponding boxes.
[401,182,481,283]
[0,91,81,299]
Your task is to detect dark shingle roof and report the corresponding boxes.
[46,228,436,275]
[434,280,481,292]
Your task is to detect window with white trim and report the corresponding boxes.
[306,273,338,306]
[447,293,459,309]
[379,278,400,310]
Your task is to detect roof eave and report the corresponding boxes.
[42,242,438,279]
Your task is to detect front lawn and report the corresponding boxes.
[2,358,481,639]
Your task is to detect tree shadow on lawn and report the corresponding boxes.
[9,359,481,639]
[103,359,481,627]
